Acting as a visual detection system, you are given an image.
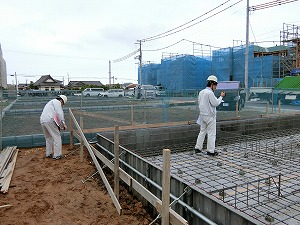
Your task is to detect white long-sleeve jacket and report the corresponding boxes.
[40,99,65,125]
[198,87,223,118]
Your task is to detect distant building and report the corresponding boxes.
[0,44,7,89]
[67,80,103,89]
[34,75,64,91]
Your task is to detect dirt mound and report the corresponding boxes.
[0,145,157,225]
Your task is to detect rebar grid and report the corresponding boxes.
[145,129,300,225]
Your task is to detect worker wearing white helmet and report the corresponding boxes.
[195,75,226,156]
[40,95,68,159]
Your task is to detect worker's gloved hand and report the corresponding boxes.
[63,124,67,130]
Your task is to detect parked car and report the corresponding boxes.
[82,88,105,97]
[154,86,166,97]
[102,89,124,98]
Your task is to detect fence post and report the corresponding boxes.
[188,107,191,124]
[80,117,83,162]
[162,149,171,225]
[114,125,120,200]
[131,105,134,126]
[69,109,73,149]
[278,100,281,114]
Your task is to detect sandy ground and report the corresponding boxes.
[0,145,157,225]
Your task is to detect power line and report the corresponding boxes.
[142,0,243,42]
[249,0,299,11]
[142,0,232,42]
[111,49,140,63]
[143,39,186,51]
[143,39,222,52]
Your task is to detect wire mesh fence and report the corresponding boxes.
[1,89,299,137]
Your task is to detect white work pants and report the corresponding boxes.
[195,115,217,153]
[41,122,62,157]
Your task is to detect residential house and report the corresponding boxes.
[67,81,103,90]
[34,75,64,91]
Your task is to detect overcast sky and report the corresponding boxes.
[1,0,299,85]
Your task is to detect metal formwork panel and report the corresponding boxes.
[96,115,300,225]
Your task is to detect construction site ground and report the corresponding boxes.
[0,145,157,225]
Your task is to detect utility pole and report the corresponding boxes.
[109,60,112,85]
[245,0,250,100]
[138,40,142,85]
[11,72,18,98]
[15,72,18,93]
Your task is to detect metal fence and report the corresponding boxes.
[1,89,299,138]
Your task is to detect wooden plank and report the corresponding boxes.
[73,131,80,141]
[131,179,158,207]
[82,121,192,133]
[1,149,18,193]
[0,204,13,209]
[0,147,16,175]
[156,202,189,225]
[114,125,120,200]
[131,179,188,225]
[69,109,122,215]
[91,145,131,186]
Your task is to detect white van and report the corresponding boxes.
[82,88,105,97]
[135,85,155,99]
[102,89,124,98]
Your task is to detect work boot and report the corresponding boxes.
[207,151,219,156]
[53,155,63,160]
[195,148,201,154]
[46,154,52,158]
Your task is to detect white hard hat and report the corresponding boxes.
[207,75,218,83]
[58,95,67,104]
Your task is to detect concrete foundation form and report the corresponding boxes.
[96,114,300,225]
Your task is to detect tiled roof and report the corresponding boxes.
[34,75,62,86]
[68,81,103,86]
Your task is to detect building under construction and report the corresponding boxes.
[141,23,300,90]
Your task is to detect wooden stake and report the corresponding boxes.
[69,109,73,149]
[80,117,83,162]
[161,149,171,225]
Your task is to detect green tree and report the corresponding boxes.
[29,81,38,90]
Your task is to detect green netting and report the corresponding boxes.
[275,76,300,89]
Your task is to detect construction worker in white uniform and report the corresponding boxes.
[40,95,67,159]
[195,75,225,156]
